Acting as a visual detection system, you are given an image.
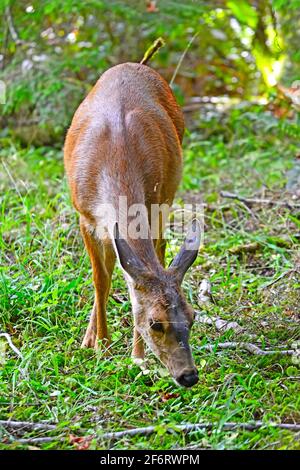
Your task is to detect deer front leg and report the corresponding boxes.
[81,299,97,348]
[132,327,145,362]
[80,220,115,349]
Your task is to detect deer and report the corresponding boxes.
[64,57,201,388]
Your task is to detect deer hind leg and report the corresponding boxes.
[80,219,116,349]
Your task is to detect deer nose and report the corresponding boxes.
[177,370,199,388]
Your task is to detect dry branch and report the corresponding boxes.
[259,269,297,290]
[0,333,23,359]
[229,242,260,255]
[13,437,59,445]
[5,6,23,45]
[100,421,300,440]
[198,341,294,356]
[196,313,244,334]
[0,420,56,431]
[170,31,199,86]
[220,191,300,209]
[5,419,300,446]
[140,37,165,65]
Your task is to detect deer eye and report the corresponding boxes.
[149,320,164,333]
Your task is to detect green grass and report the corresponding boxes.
[0,106,299,449]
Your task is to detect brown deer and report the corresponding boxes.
[64,61,201,387]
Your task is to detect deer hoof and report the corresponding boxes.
[81,332,96,349]
[132,356,146,367]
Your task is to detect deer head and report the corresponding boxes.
[114,220,201,387]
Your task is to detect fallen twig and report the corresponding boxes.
[196,284,245,334]
[100,420,300,440]
[13,436,60,445]
[229,242,260,255]
[238,200,259,220]
[0,420,56,432]
[0,333,23,359]
[198,341,294,356]
[5,418,300,446]
[259,269,297,290]
[220,191,300,209]
[198,279,215,304]
[5,6,23,45]
[140,37,165,65]
[195,313,244,334]
[170,31,199,87]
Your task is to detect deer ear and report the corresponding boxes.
[114,223,149,280]
[169,219,201,283]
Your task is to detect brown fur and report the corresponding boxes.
[64,63,199,386]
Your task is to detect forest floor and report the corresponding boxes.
[0,104,299,450]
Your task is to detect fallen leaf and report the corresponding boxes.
[161,392,180,402]
[215,319,243,333]
[278,84,300,110]
[198,279,213,304]
[69,434,92,450]
[146,1,159,13]
[229,242,260,255]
